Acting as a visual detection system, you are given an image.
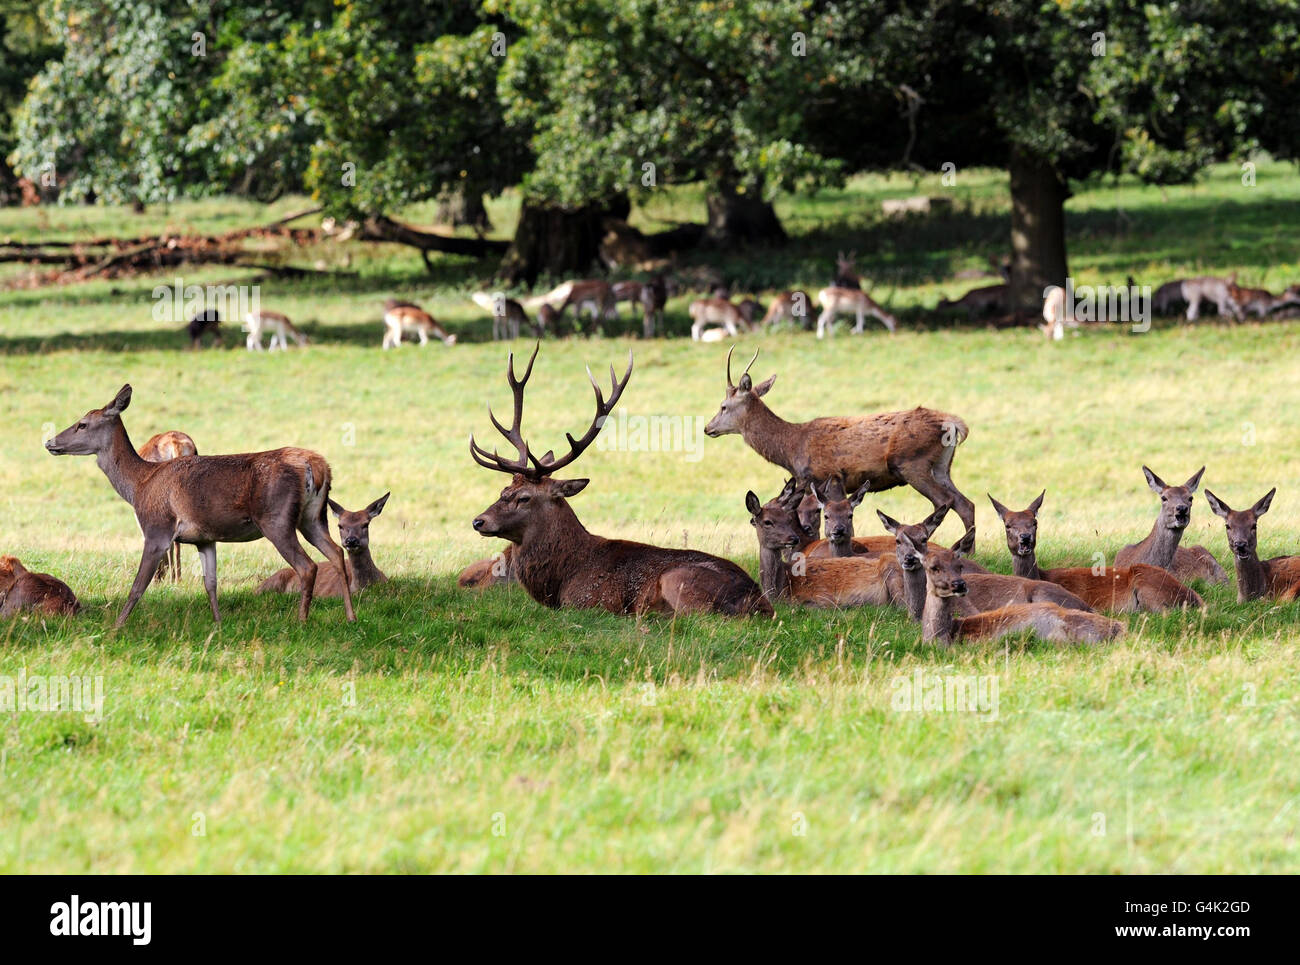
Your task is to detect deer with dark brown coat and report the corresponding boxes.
[45,385,355,627]
[0,556,81,617]
[1114,467,1229,585]
[704,348,977,543]
[470,346,771,618]
[989,491,1203,612]
[138,430,199,582]
[258,493,390,598]
[1204,488,1300,602]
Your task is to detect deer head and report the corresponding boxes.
[45,384,132,456]
[329,492,391,552]
[704,347,776,437]
[989,490,1045,559]
[878,506,949,571]
[812,476,870,548]
[470,344,632,545]
[1143,466,1205,531]
[1205,487,1275,561]
[918,540,970,598]
[745,490,805,554]
[0,555,24,596]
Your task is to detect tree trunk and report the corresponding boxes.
[435,189,493,235]
[498,201,609,286]
[705,183,787,246]
[1008,150,1069,311]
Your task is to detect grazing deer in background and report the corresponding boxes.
[1152,280,1186,316]
[45,385,356,627]
[915,541,1124,647]
[244,310,308,351]
[876,506,990,620]
[523,280,618,328]
[801,476,894,558]
[937,284,1007,320]
[1182,277,1242,321]
[1115,467,1229,585]
[989,491,1203,613]
[833,250,862,289]
[736,298,764,328]
[612,281,644,317]
[0,556,81,617]
[187,309,221,349]
[469,345,772,618]
[470,292,532,340]
[383,299,456,348]
[704,348,977,542]
[689,298,748,341]
[746,490,905,608]
[815,287,898,336]
[639,275,668,338]
[1225,280,1300,318]
[259,493,390,597]
[138,430,199,582]
[1204,488,1300,602]
[761,290,813,329]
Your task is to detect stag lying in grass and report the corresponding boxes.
[46,385,355,627]
[705,348,977,542]
[1114,467,1229,585]
[1204,488,1300,602]
[0,556,81,617]
[469,345,771,618]
[258,493,390,598]
[989,491,1203,612]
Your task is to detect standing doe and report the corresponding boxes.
[383,299,456,348]
[815,287,898,336]
[244,310,308,351]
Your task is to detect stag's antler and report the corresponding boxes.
[469,343,633,479]
[725,345,760,388]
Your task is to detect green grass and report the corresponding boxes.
[2,162,1300,872]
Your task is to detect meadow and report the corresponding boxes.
[1,162,1299,873]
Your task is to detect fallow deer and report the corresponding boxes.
[469,346,771,618]
[815,287,898,337]
[470,291,533,340]
[760,290,813,330]
[915,541,1124,647]
[937,284,1007,320]
[639,275,668,339]
[704,348,977,541]
[1115,467,1229,585]
[45,385,356,627]
[258,493,390,597]
[383,299,456,348]
[746,490,905,608]
[833,251,861,289]
[138,430,199,582]
[689,298,748,341]
[989,491,1203,613]
[523,280,617,328]
[1182,276,1242,321]
[612,281,644,317]
[188,309,221,349]
[0,556,81,617]
[1204,488,1300,602]
[244,310,308,351]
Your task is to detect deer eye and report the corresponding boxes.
[762,519,772,527]
[76,422,87,430]
[516,495,530,504]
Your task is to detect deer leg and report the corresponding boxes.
[816,309,832,338]
[196,542,220,622]
[263,528,318,621]
[909,457,977,543]
[853,306,865,333]
[300,517,356,623]
[116,537,173,628]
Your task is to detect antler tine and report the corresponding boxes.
[741,347,760,378]
[470,342,541,476]
[538,350,634,475]
[725,344,736,387]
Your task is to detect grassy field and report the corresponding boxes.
[2,162,1299,873]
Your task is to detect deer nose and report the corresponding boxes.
[472,517,486,531]
[343,537,360,549]
[952,579,968,594]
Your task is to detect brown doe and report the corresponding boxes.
[469,345,771,618]
[137,430,199,582]
[0,555,81,617]
[258,493,390,598]
[1114,467,1229,585]
[876,506,988,620]
[46,385,355,627]
[1204,487,1300,602]
[704,348,977,542]
[802,476,893,558]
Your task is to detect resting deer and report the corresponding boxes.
[704,348,977,541]
[458,545,517,589]
[244,310,308,351]
[815,287,898,336]
[1204,488,1300,602]
[470,345,771,618]
[470,292,532,340]
[989,491,1203,613]
[689,298,748,341]
[138,430,199,582]
[746,490,905,608]
[259,493,390,597]
[937,284,1007,320]
[0,556,81,617]
[916,541,1124,647]
[801,477,893,558]
[761,290,813,330]
[874,506,998,619]
[383,299,456,348]
[187,309,221,349]
[1115,467,1229,585]
[45,385,355,627]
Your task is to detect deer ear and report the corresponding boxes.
[988,494,1010,521]
[1184,466,1205,493]
[1028,489,1046,514]
[849,482,870,507]
[1204,490,1230,518]
[327,498,345,516]
[105,384,132,416]
[553,478,588,498]
[921,504,950,537]
[365,492,391,517]
[1143,466,1167,494]
[1253,488,1276,516]
[752,375,776,397]
[876,509,901,535]
[745,491,762,517]
[952,527,976,556]
[738,373,753,392]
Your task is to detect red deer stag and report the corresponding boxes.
[0,556,81,617]
[45,385,355,627]
[1204,488,1300,602]
[258,493,390,598]
[704,348,977,543]
[989,491,1202,612]
[1114,467,1229,585]
[138,430,199,582]
[469,346,771,618]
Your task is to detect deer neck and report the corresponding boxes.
[97,421,152,506]
[757,544,791,601]
[902,566,926,621]
[1139,520,1185,568]
[513,502,598,603]
[921,589,958,645]
[1011,549,1043,581]
[1232,550,1268,602]
[739,402,803,475]
[346,546,385,589]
